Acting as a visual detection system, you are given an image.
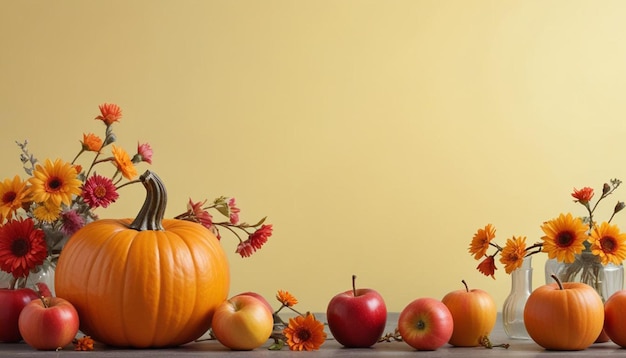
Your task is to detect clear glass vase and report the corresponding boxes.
[502,256,532,339]
[544,251,624,301]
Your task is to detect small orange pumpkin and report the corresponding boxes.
[55,171,229,348]
[523,275,604,351]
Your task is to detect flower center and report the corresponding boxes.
[556,231,574,247]
[601,236,617,253]
[295,328,311,343]
[11,238,29,257]
[46,177,63,192]
[2,191,16,204]
[94,185,107,198]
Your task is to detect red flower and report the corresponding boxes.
[187,199,213,229]
[236,240,255,258]
[95,103,122,126]
[249,224,273,250]
[572,187,594,205]
[60,210,86,237]
[228,198,240,225]
[476,256,497,279]
[0,218,47,278]
[82,174,119,209]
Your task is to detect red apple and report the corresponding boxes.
[18,296,80,350]
[441,280,497,347]
[398,297,454,350]
[326,275,387,348]
[602,289,626,346]
[0,288,39,342]
[211,295,273,350]
[233,291,273,314]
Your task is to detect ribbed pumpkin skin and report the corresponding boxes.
[55,218,229,348]
[523,282,603,351]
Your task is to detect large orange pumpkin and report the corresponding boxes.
[55,171,229,348]
[523,275,603,351]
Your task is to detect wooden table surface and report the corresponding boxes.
[0,313,623,357]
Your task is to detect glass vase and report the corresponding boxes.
[502,256,532,339]
[544,251,624,301]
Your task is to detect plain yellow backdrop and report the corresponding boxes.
[2,1,626,313]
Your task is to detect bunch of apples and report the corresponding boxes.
[326,276,497,351]
[0,283,80,350]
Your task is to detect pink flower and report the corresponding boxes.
[82,174,119,209]
[60,210,86,236]
[236,240,255,258]
[95,103,122,126]
[135,142,153,164]
[249,224,273,250]
[228,198,240,225]
[187,199,213,229]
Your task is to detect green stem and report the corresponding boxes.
[129,170,166,231]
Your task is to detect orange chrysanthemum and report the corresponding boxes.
[95,103,122,126]
[499,236,527,274]
[541,213,589,264]
[81,133,103,152]
[276,290,298,307]
[590,222,626,265]
[283,313,327,351]
[111,145,138,180]
[468,224,496,260]
[32,201,62,222]
[28,158,82,207]
[74,336,95,351]
[0,175,30,221]
[476,256,497,279]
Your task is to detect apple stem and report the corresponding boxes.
[352,275,357,296]
[39,295,50,308]
[551,274,564,290]
[461,279,469,292]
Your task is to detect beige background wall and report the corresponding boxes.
[2,1,626,312]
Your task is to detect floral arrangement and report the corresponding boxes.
[469,179,626,279]
[0,103,272,289]
[270,290,327,351]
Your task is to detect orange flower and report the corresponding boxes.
[499,236,527,274]
[95,103,122,126]
[73,336,95,351]
[476,256,497,279]
[468,224,496,260]
[81,133,103,152]
[277,290,298,307]
[590,222,626,265]
[541,213,589,264]
[111,145,137,180]
[572,187,594,205]
[283,313,327,351]
[0,175,30,222]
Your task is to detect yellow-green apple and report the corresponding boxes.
[604,289,626,347]
[0,288,38,342]
[326,275,387,348]
[211,295,273,350]
[398,297,453,350]
[441,280,497,347]
[233,292,273,314]
[18,296,79,350]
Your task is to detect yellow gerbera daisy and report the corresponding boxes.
[468,224,496,260]
[0,175,30,221]
[590,222,626,265]
[499,236,527,274]
[540,213,589,264]
[28,159,82,207]
[111,145,138,180]
[32,201,62,222]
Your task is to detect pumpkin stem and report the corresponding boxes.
[129,170,166,231]
[551,274,564,290]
